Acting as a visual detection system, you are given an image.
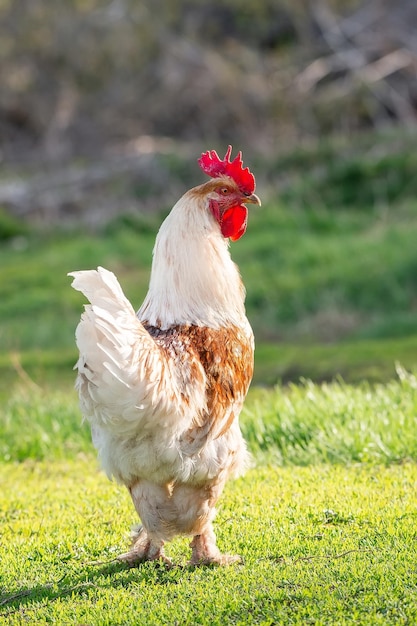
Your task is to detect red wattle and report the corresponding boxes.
[221,205,248,241]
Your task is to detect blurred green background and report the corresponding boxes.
[1,0,417,391]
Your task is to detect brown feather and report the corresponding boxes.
[143,323,253,442]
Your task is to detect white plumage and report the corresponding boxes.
[70,155,260,565]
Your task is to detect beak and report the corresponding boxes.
[244,193,261,206]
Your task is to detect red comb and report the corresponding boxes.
[198,145,255,195]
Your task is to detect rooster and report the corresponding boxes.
[69,146,260,566]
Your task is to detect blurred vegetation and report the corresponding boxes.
[0,0,417,387]
[1,0,416,162]
[1,129,417,389]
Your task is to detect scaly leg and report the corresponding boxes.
[189,524,241,566]
[117,525,172,566]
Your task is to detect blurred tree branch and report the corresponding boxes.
[0,0,416,224]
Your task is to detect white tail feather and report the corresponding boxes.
[68,267,201,442]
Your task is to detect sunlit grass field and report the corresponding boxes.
[2,459,417,625]
[2,371,417,624]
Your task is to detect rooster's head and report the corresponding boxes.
[198,146,261,241]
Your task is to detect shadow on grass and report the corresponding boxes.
[0,559,183,617]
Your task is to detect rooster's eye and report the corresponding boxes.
[220,188,229,195]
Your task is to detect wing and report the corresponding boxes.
[142,323,254,452]
[185,324,254,446]
[69,267,206,440]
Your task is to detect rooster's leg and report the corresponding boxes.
[189,524,241,566]
[120,481,173,566]
[117,525,172,566]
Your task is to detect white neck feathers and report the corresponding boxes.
[138,188,246,329]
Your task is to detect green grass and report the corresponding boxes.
[3,380,416,625]
[236,200,417,343]
[2,369,417,466]
[1,361,417,624]
[1,460,417,625]
[254,335,417,385]
[243,367,417,465]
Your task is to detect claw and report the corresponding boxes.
[117,525,172,567]
[117,549,173,567]
[189,530,241,566]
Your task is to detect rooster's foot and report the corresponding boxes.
[117,525,172,567]
[189,532,242,567]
